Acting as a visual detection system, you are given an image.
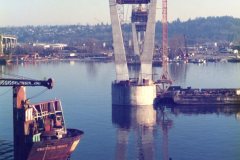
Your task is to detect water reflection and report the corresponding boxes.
[155,106,173,160]
[169,63,188,85]
[159,105,240,116]
[85,62,98,78]
[112,105,157,160]
[0,64,17,77]
[236,112,240,120]
[112,105,240,160]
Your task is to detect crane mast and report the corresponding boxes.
[156,0,172,94]
[162,0,168,79]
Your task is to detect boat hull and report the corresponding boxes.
[174,95,240,105]
[27,129,83,160]
[156,87,240,105]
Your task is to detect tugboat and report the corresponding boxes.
[0,78,83,160]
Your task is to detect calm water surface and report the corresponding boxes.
[0,61,240,160]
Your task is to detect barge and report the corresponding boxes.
[156,86,240,105]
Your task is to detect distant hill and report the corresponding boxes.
[1,16,240,45]
[164,16,240,44]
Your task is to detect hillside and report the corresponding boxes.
[1,16,240,45]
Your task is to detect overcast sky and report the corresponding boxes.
[0,0,239,26]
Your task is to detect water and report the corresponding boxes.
[0,61,240,160]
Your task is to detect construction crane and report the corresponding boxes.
[0,77,53,160]
[156,0,172,94]
[0,78,53,89]
[184,34,189,62]
[162,0,168,80]
[0,77,53,109]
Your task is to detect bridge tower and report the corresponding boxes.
[131,1,157,81]
[109,0,157,106]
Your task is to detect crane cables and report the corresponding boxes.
[1,72,36,80]
[27,88,49,100]
[0,73,51,99]
[0,88,11,97]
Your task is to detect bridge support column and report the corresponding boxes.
[132,23,140,56]
[139,0,157,81]
[112,82,156,106]
[109,0,129,81]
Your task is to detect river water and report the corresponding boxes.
[0,61,240,160]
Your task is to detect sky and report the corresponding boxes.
[0,0,240,26]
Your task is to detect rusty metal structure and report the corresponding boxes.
[162,0,168,78]
[0,78,53,88]
[0,78,83,160]
[156,0,172,93]
[0,78,53,159]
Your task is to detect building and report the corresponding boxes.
[32,43,67,50]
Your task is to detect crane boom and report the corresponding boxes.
[0,78,53,89]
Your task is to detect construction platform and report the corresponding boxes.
[155,86,240,105]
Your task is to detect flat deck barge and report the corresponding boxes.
[155,86,240,105]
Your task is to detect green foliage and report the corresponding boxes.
[1,16,240,44]
[167,16,240,44]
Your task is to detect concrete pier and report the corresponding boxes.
[112,81,156,106]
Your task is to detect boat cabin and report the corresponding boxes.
[24,100,67,142]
